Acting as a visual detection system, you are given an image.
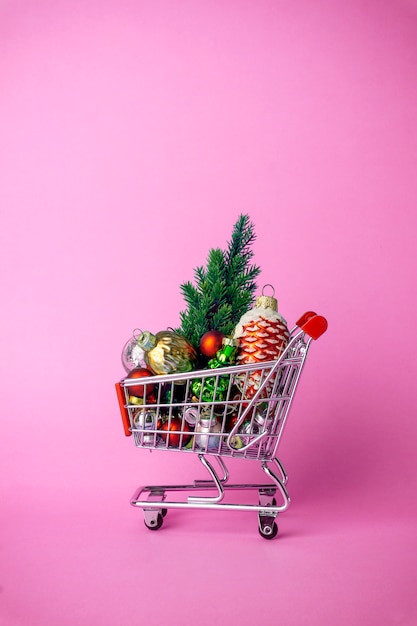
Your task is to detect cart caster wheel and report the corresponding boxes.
[161,508,168,518]
[144,513,164,531]
[259,521,278,540]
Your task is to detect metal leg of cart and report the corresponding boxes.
[131,455,290,539]
[257,458,290,539]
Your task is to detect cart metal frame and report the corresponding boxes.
[116,311,327,539]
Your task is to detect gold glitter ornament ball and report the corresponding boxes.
[135,330,198,376]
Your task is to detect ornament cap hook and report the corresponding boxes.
[262,284,275,297]
[136,330,156,351]
[256,285,278,311]
[132,328,143,340]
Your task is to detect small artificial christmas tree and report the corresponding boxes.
[177,214,261,349]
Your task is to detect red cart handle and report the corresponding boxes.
[296,312,328,340]
[115,382,132,437]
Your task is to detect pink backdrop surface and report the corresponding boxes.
[1,0,417,624]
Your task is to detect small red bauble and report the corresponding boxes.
[199,330,225,358]
[126,367,155,398]
[160,417,191,448]
[226,413,239,432]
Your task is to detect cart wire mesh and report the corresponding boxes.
[116,313,327,463]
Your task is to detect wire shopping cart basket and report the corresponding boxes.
[115,311,327,539]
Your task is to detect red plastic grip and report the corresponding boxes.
[115,382,132,437]
[296,312,328,340]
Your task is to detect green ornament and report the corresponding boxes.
[207,337,237,369]
[191,338,238,402]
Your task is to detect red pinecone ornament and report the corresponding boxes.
[233,290,289,398]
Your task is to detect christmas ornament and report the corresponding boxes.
[208,337,238,368]
[121,330,146,373]
[226,411,240,432]
[183,406,199,426]
[199,330,225,358]
[136,330,197,376]
[176,214,261,348]
[225,401,270,449]
[129,395,144,405]
[132,409,157,445]
[195,412,222,451]
[159,417,191,448]
[191,337,238,402]
[129,394,156,405]
[239,407,269,437]
[233,286,289,398]
[164,384,188,407]
[191,376,230,403]
[126,367,155,398]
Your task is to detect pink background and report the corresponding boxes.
[1,0,417,624]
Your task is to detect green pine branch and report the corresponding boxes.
[176,214,261,349]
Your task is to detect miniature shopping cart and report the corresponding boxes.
[115,311,327,539]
